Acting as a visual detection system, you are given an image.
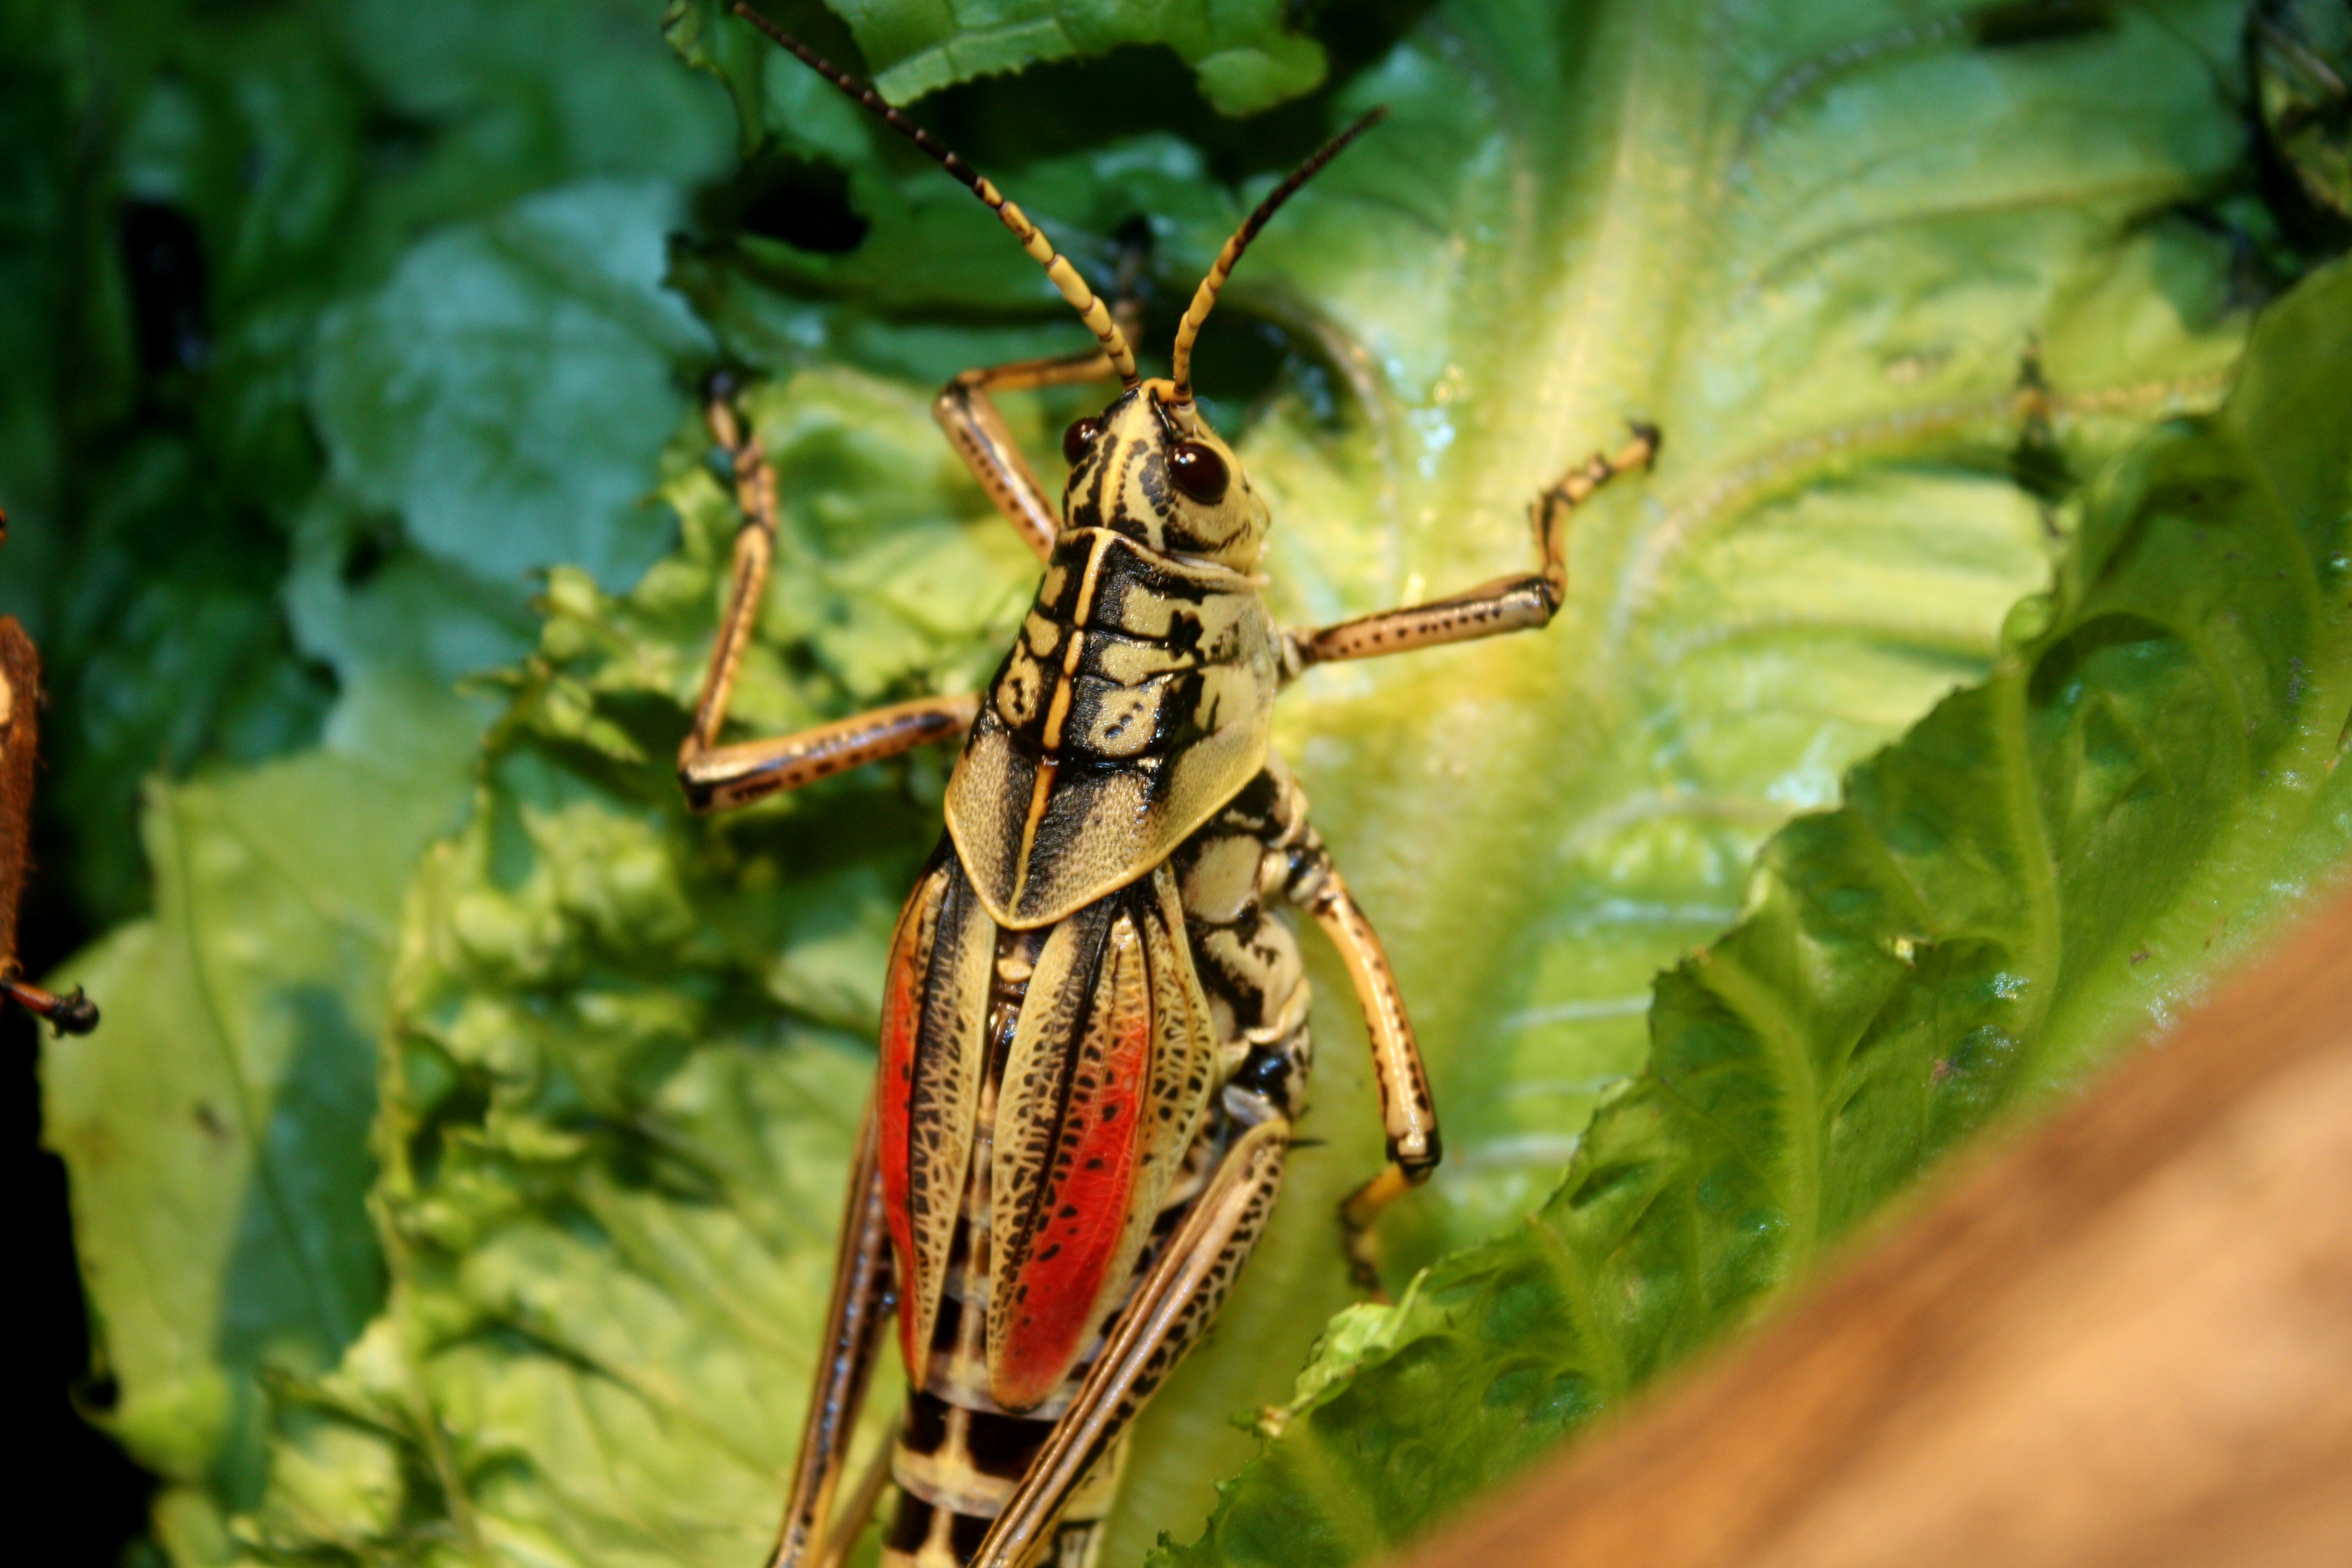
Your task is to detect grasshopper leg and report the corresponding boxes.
[680,695,980,814]
[934,269,1146,560]
[1,976,99,1035]
[967,1118,1292,1568]
[0,619,96,1036]
[1294,867,1439,1297]
[1281,424,1660,672]
[769,1103,898,1568]
[679,384,978,813]
[935,348,1126,561]
[809,1413,897,1568]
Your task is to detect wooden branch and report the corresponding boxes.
[1404,888,2352,1568]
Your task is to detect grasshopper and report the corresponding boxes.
[0,523,99,1037]
[689,14,1656,1566]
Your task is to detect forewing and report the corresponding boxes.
[988,869,1221,1411]
[1133,862,1221,1222]
[876,846,995,1385]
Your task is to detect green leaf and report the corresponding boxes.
[312,180,715,596]
[24,449,337,921]
[41,443,551,1561]
[667,0,1327,119]
[1157,256,2352,1568]
[330,0,733,208]
[1,0,736,923]
[43,747,462,1562]
[31,10,738,1560]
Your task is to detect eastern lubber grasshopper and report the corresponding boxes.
[688,13,1657,1566]
[0,519,100,1037]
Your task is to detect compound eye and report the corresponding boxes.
[1063,417,1103,467]
[1166,440,1229,505]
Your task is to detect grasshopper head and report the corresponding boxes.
[1060,380,1268,569]
[727,14,1381,574]
[1055,104,1382,573]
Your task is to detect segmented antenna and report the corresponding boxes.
[732,4,1139,386]
[1169,107,1387,402]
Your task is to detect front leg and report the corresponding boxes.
[681,695,981,814]
[935,349,1126,560]
[1283,423,1659,673]
[937,282,1147,561]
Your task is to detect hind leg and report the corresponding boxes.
[765,1107,896,1568]
[966,1119,1291,1568]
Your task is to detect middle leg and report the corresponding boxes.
[934,349,1128,560]
[679,382,978,814]
[1294,860,1441,1295]
[1209,763,1444,1294]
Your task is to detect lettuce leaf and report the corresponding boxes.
[0,0,734,922]
[35,7,733,1560]
[1158,252,2352,1568]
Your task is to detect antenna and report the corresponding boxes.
[732,4,1139,386]
[1169,107,1386,402]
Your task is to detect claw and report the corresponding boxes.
[4,977,100,1036]
[1624,418,1664,468]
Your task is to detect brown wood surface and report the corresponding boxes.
[1403,888,2352,1568]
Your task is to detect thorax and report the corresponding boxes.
[982,528,1275,760]
[943,529,1281,929]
